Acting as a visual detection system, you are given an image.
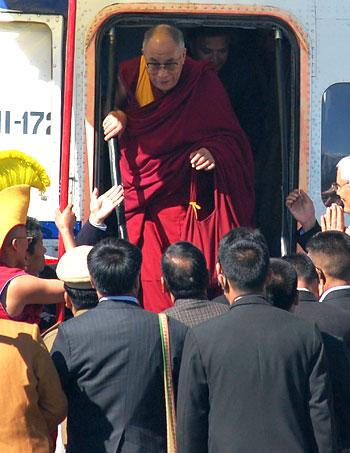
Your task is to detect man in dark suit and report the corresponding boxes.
[282,253,319,304]
[283,252,350,452]
[266,258,298,311]
[307,231,350,311]
[52,238,187,453]
[162,241,229,327]
[177,228,338,453]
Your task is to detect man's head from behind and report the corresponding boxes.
[282,253,319,298]
[87,238,142,297]
[161,241,209,301]
[217,228,269,302]
[56,245,98,313]
[307,231,350,291]
[142,24,186,93]
[267,258,298,312]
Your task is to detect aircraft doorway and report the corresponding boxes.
[93,14,300,256]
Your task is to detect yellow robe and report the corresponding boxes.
[0,320,67,453]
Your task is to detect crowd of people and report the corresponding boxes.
[3,210,350,452]
[2,23,350,453]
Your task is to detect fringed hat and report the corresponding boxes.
[0,150,50,250]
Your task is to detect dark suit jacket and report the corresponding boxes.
[211,294,230,305]
[322,287,350,313]
[296,290,350,341]
[52,299,187,453]
[297,289,318,303]
[297,221,321,251]
[164,298,229,327]
[295,292,350,448]
[177,295,338,453]
[76,220,108,246]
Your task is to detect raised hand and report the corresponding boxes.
[320,203,345,232]
[89,184,124,225]
[285,189,316,232]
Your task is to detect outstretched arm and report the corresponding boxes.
[76,185,124,247]
[55,204,76,251]
[5,274,64,317]
[89,184,124,226]
[286,189,316,232]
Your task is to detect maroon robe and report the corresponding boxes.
[119,56,255,312]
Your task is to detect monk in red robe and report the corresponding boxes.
[103,24,254,312]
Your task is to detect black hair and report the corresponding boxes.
[267,258,297,312]
[187,27,231,42]
[307,231,350,280]
[26,216,42,255]
[64,284,98,311]
[218,228,269,292]
[87,238,142,295]
[161,241,209,300]
[282,253,319,286]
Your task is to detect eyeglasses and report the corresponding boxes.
[145,61,180,73]
[331,181,350,191]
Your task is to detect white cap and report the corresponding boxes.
[56,246,93,289]
[337,156,350,181]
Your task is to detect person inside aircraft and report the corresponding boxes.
[188,27,282,255]
[102,24,255,312]
[187,27,267,155]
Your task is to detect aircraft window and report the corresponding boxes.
[321,83,350,206]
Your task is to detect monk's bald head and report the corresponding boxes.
[142,24,186,93]
[143,24,185,50]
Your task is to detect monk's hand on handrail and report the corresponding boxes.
[103,110,127,141]
[190,148,215,171]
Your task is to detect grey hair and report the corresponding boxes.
[142,24,185,49]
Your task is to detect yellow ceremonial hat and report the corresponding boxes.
[0,150,50,250]
[0,185,30,249]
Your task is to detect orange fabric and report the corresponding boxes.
[135,55,155,107]
[0,320,67,452]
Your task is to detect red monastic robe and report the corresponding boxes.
[119,56,255,312]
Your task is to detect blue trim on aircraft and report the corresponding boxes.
[0,0,67,15]
[40,220,81,240]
